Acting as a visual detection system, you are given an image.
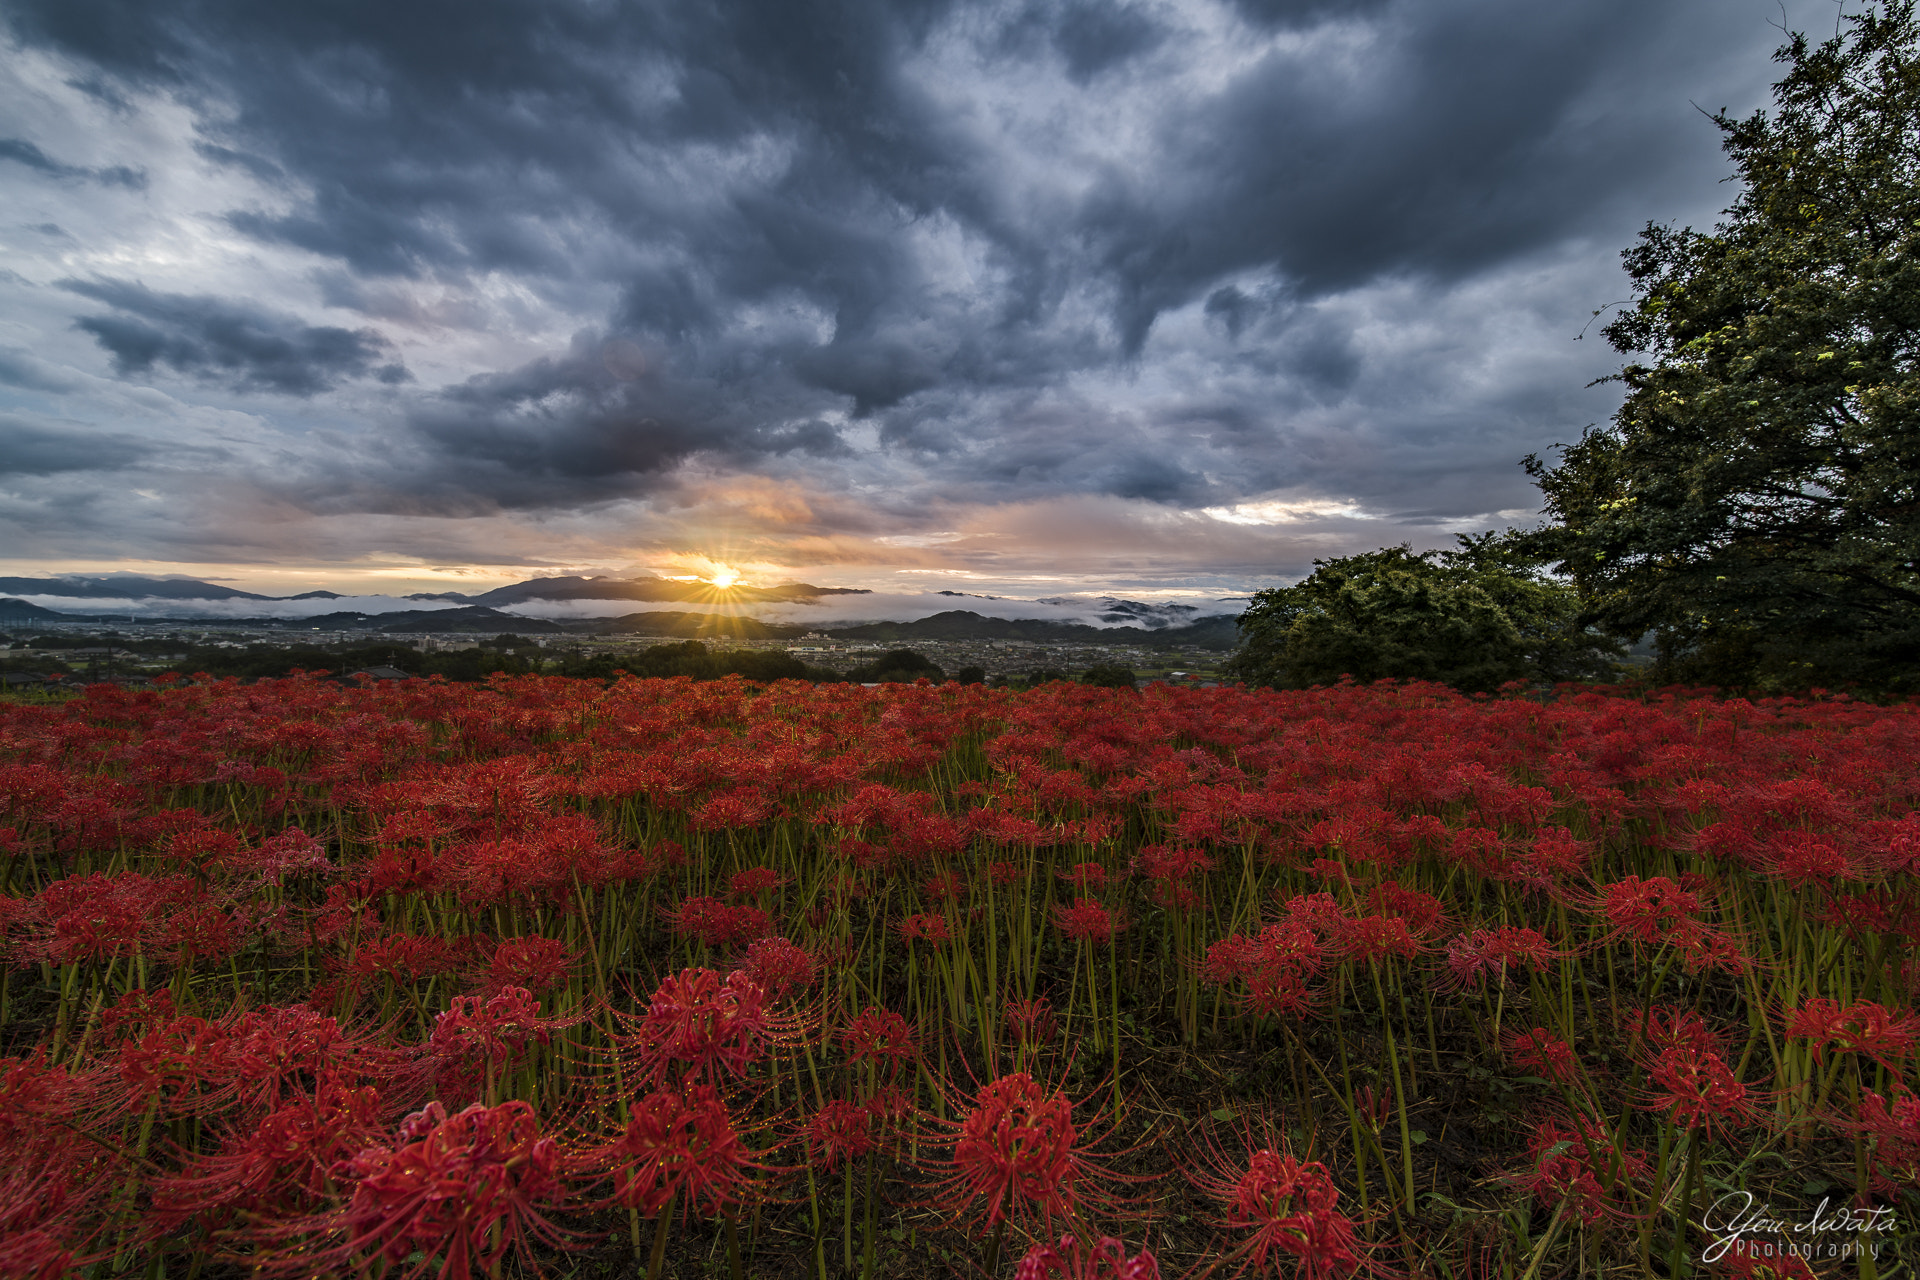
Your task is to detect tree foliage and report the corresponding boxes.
[1523,2,1920,690]
[845,648,945,683]
[1227,537,1621,692]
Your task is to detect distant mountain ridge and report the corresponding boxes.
[0,573,1244,647]
[0,573,872,608]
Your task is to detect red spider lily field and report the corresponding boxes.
[2,672,1917,1280]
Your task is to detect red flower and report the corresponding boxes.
[1189,1144,1363,1280]
[256,1099,581,1280]
[1512,1114,1649,1225]
[804,1097,875,1172]
[1052,898,1123,946]
[1642,1046,1756,1139]
[1015,1233,1161,1279]
[921,1072,1112,1235]
[1058,862,1110,892]
[482,935,576,996]
[734,936,819,1003]
[1005,997,1059,1049]
[427,987,565,1105]
[727,866,784,899]
[842,1006,917,1081]
[1502,1028,1581,1088]
[1844,1085,1920,1196]
[596,1085,762,1217]
[1782,998,1919,1073]
[660,896,773,950]
[1440,926,1557,991]
[899,912,955,946]
[621,968,777,1088]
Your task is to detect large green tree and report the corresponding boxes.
[1227,537,1620,692]
[1524,2,1920,690]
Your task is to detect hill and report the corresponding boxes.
[0,598,77,625]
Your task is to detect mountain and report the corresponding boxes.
[364,607,567,634]
[1037,596,1231,628]
[0,598,77,625]
[463,576,870,607]
[0,575,272,601]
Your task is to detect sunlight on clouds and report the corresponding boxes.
[1201,499,1376,526]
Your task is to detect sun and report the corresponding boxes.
[708,565,741,589]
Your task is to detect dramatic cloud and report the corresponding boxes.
[0,0,1846,597]
[59,279,410,395]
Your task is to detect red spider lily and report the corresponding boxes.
[804,1096,876,1172]
[426,987,569,1105]
[922,869,967,901]
[118,1011,242,1116]
[733,936,819,1003]
[842,1006,918,1081]
[149,1074,388,1232]
[1439,926,1557,991]
[591,1084,765,1218]
[230,1004,403,1108]
[1710,1245,1821,1279]
[0,1056,114,1274]
[1366,882,1448,938]
[1513,1114,1650,1225]
[1187,1142,1365,1280]
[1005,996,1060,1048]
[254,1098,583,1280]
[1502,1028,1582,1089]
[1053,897,1124,945]
[899,912,955,946]
[481,934,576,996]
[917,1071,1130,1239]
[726,866,784,899]
[349,932,461,984]
[619,968,782,1089]
[660,896,774,951]
[1843,1085,1920,1196]
[1333,914,1420,966]
[1058,862,1110,892]
[989,859,1026,886]
[1200,920,1325,1020]
[1015,1232,1162,1279]
[1626,1005,1725,1056]
[1277,892,1351,941]
[1592,875,1708,950]
[1782,998,1919,1073]
[1131,843,1215,882]
[1642,1045,1758,1140]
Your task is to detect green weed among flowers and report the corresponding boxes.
[0,672,1915,1279]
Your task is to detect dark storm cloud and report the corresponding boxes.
[1085,0,1707,350]
[0,416,153,475]
[0,136,145,188]
[58,279,410,395]
[2,0,1804,538]
[371,334,849,511]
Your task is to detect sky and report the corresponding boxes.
[0,0,1855,603]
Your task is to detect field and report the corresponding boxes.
[1,673,1915,1279]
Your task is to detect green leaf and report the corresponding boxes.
[1210,1107,1236,1122]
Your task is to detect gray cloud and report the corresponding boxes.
[0,0,1829,582]
[0,415,153,475]
[0,136,145,188]
[58,278,410,395]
